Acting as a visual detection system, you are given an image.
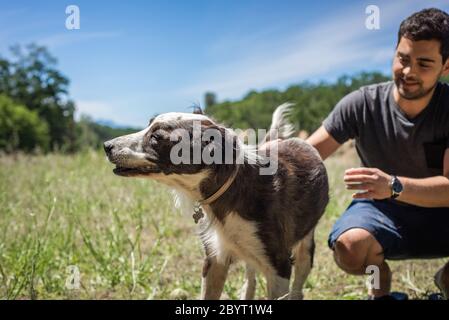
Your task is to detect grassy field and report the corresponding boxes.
[0,147,446,300]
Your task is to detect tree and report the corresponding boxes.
[0,94,49,152]
[0,44,76,151]
[204,92,217,109]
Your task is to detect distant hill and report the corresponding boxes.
[75,115,141,150]
[94,119,138,130]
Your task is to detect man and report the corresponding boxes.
[306,8,449,299]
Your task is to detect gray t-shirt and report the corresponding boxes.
[323,81,449,178]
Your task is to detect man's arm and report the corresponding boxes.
[306,125,341,160]
[396,147,449,207]
[344,148,449,208]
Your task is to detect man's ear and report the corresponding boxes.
[442,58,449,77]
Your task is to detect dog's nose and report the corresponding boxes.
[103,141,114,155]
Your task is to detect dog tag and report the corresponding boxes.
[193,203,204,224]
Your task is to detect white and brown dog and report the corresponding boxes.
[104,104,329,299]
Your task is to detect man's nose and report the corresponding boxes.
[103,141,114,155]
[402,64,417,77]
[403,66,411,75]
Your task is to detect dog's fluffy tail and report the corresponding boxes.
[261,102,296,144]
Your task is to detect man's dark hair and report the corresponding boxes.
[397,8,449,63]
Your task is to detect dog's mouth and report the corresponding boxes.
[113,166,161,176]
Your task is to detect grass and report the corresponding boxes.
[0,147,446,299]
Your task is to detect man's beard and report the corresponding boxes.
[394,76,438,100]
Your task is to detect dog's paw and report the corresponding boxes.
[170,288,189,300]
[276,291,304,300]
[276,292,291,300]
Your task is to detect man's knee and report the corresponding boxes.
[333,228,383,275]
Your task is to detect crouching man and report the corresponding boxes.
[307,8,449,299]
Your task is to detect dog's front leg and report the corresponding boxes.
[266,273,290,300]
[200,254,231,300]
[240,264,256,300]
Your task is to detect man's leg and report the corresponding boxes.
[333,228,391,298]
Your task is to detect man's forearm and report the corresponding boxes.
[397,175,449,208]
[344,168,449,208]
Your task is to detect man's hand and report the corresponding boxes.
[344,167,392,200]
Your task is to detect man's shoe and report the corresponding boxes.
[428,293,444,300]
[368,292,408,300]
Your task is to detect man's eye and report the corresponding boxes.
[419,64,430,68]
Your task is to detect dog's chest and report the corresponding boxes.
[209,213,270,271]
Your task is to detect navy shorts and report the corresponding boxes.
[328,199,449,260]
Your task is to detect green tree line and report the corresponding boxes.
[205,74,449,133]
[204,73,392,133]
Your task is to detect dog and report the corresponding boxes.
[104,104,329,299]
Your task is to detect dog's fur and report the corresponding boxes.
[104,104,329,299]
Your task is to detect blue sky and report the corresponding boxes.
[1,0,448,127]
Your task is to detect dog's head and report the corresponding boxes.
[104,110,242,189]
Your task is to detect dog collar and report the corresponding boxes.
[192,166,240,224]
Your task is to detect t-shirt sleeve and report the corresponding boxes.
[322,89,364,144]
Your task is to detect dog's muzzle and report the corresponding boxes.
[103,140,161,176]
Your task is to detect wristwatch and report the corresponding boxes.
[389,175,403,199]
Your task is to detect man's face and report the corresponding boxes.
[392,36,446,100]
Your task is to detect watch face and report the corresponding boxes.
[393,179,403,193]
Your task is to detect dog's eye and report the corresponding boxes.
[150,133,163,143]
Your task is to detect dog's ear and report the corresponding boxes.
[192,106,203,115]
[148,116,157,127]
